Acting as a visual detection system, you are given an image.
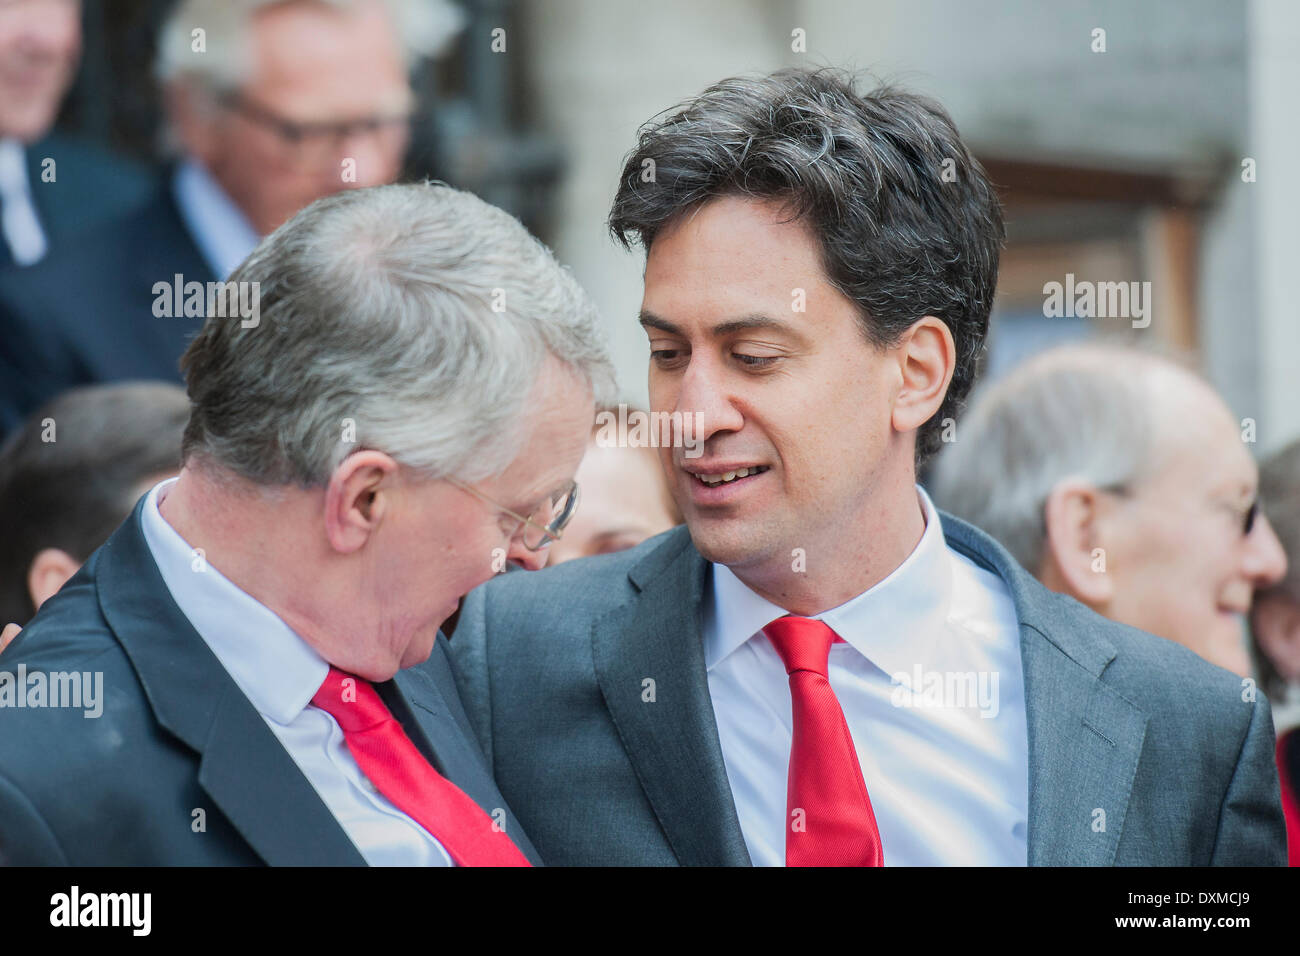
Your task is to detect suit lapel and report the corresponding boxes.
[387,652,543,865]
[1019,628,1147,865]
[591,531,751,866]
[196,684,367,865]
[940,511,1147,866]
[97,498,365,865]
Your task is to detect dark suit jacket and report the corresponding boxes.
[447,515,1288,866]
[0,180,211,437]
[0,495,540,866]
[22,132,153,249]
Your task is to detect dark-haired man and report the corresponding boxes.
[0,382,189,628]
[448,68,1287,866]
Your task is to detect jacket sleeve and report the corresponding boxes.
[1210,693,1288,865]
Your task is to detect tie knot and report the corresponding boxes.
[762,616,837,677]
[311,666,391,733]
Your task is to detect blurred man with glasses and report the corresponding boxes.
[0,0,462,437]
[929,344,1287,680]
[0,181,616,865]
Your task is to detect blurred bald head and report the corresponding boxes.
[930,344,1286,676]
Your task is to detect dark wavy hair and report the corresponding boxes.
[608,67,1005,463]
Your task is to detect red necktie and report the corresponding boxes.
[762,616,884,866]
[312,666,531,867]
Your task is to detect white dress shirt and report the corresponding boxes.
[0,138,48,266]
[140,477,453,866]
[171,159,260,280]
[704,485,1028,866]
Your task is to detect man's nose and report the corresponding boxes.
[671,355,744,443]
[334,128,406,189]
[508,537,549,572]
[1244,512,1288,588]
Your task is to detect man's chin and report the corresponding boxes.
[397,624,441,671]
[686,519,775,571]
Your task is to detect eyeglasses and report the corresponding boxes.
[219,91,412,165]
[446,477,580,551]
[1099,482,1261,537]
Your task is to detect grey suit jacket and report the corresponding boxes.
[445,512,1287,866]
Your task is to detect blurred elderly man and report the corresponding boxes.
[448,68,1288,866]
[0,381,189,629]
[0,181,615,865]
[0,0,461,437]
[0,0,150,267]
[929,344,1286,679]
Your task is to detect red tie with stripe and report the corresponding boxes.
[312,666,531,867]
[762,615,885,867]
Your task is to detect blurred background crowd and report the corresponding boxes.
[0,0,1297,861]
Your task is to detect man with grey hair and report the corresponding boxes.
[0,181,616,865]
[929,343,1286,679]
[0,0,461,437]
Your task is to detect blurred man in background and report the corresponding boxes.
[548,406,682,565]
[0,381,189,629]
[0,0,461,437]
[0,0,151,268]
[1250,437,1300,864]
[929,344,1287,679]
[0,181,615,865]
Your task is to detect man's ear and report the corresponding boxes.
[891,317,956,436]
[323,451,401,554]
[27,548,82,612]
[1040,479,1115,607]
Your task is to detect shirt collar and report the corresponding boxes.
[139,476,328,725]
[705,485,953,676]
[170,159,261,280]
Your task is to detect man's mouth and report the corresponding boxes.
[690,465,770,488]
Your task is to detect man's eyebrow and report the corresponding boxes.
[639,310,804,339]
[522,479,574,514]
[639,311,682,335]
